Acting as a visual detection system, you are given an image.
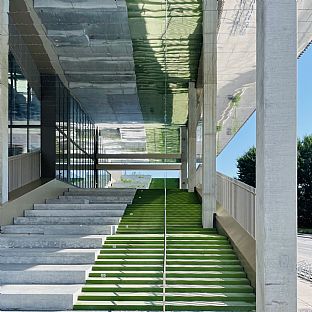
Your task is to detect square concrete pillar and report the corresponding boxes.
[188,82,197,192]
[0,0,9,204]
[202,0,217,228]
[256,1,297,311]
[180,126,188,189]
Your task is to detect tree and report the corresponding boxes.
[236,137,312,228]
[237,146,256,187]
[297,136,312,228]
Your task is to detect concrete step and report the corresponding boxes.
[46,198,90,204]
[33,203,127,210]
[0,234,106,249]
[1,224,115,235]
[59,195,133,203]
[14,216,121,225]
[0,248,99,264]
[25,209,125,217]
[65,189,136,196]
[0,284,82,310]
[0,264,92,284]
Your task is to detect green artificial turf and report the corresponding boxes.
[74,184,256,311]
[149,178,180,189]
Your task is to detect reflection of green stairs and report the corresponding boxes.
[74,189,256,311]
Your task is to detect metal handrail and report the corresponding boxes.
[298,260,312,282]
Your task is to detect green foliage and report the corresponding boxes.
[230,93,241,108]
[297,136,312,228]
[237,136,312,228]
[237,146,256,188]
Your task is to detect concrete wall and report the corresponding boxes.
[215,205,256,289]
[195,167,256,289]
[0,179,74,226]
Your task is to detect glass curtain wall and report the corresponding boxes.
[55,80,110,188]
[8,53,41,156]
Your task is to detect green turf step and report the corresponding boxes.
[92,265,243,272]
[102,244,230,249]
[77,291,255,302]
[86,277,251,285]
[81,284,254,293]
[74,188,255,311]
[73,300,255,311]
[95,260,164,265]
[89,271,246,278]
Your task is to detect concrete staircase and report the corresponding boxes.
[0,188,135,311]
[74,189,256,311]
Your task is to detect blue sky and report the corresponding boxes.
[217,47,312,178]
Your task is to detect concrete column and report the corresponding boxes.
[202,0,217,228]
[188,82,197,192]
[180,126,188,189]
[256,1,297,311]
[0,0,9,203]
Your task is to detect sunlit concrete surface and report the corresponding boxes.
[298,234,312,311]
[298,235,312,262]
[298,279,312,311]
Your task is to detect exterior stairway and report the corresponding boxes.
[74,189,256,311]
[0,188,135,311]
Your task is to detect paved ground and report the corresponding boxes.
[298,234,312,311]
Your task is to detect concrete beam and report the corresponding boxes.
[256,1,297,310]
[97,153,181,160]
[202,0,217,228]
[0,0,9,204]
[188,82,197,192]
[96,163,181,171]
[180,126,188,189]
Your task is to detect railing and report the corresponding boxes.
[216,172,256,238]
[196,165,256,238]
[298,260,312,282]
[8,151,41,192]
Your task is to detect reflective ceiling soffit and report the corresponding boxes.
[213,0,312,154]
[33,0,143,126]
[126,0,202,126]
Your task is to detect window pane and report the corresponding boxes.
[12,77,28,125]
[11,127,27,155]
[29,90,41,125]
[29,128,40,152]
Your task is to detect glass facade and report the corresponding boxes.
[55,80,110,188]
[8,53,41,156]
[8,53,110,188]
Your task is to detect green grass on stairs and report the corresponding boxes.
[73,187,256,311]
[149,178,179,189]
